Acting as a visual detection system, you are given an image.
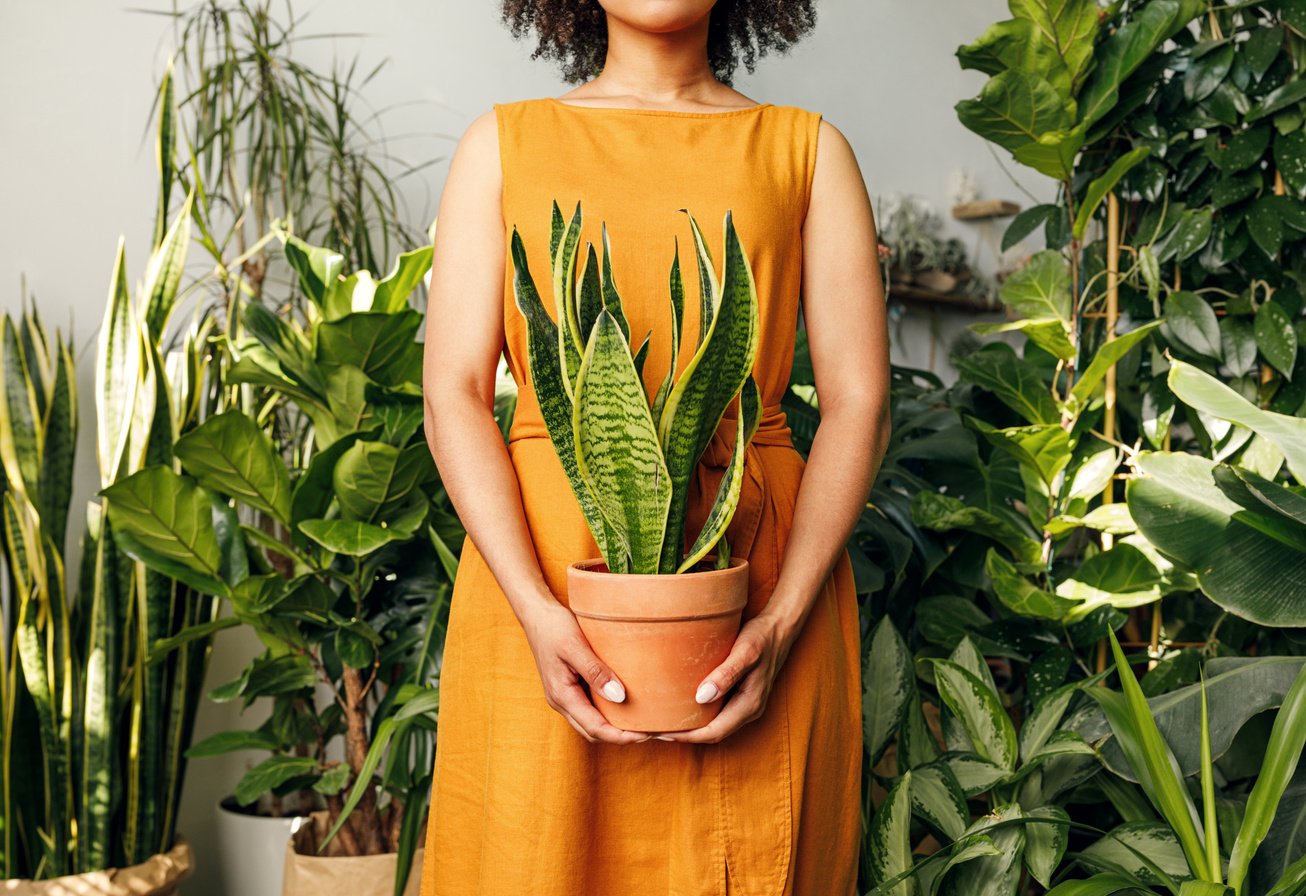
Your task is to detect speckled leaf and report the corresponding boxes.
[509,225,613,562]
[680,376,759,571]
[1025,806,1070,888]
[939,804,1026,896]
[553,202,584,397]
[932,659,1019,771]
[574,310,671,574]
[681,209,720,347]
[864,617,914,765]
[599,222,632,344]
[910,763,970,842]
[657,210,759,572]
[1276,130,1306,195]
[1255,300,1298,379]
[868,771,917,896]
[1162,291,1222,360]
[577,243,603,348]
[652,241,686,428]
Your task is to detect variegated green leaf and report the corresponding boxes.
[652,239,686,428]
[142,187,193,339]
[509,226,613,563]
[681,208,720,346]
[577,242,603,348]
[657,210,760,572]
[910,763,970,842]
[95,238,141,486]
[932,659,1019,771]
[869,771,917,896]
[599,222,632,344]
[574,311,671,574]
[1024,806,1070,888]
[0,315,42,497]
[679,376,759,572]
[553,201,584,397]
[864,617,914,765]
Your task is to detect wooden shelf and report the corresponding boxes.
[952,199,1021,221]
[889,283,1002,313]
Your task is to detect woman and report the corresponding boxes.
[420,1,890,893]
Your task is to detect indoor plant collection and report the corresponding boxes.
[510,199,761,732]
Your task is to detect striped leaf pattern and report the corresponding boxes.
[679,376,760,572]
[510,200,760,576]
[509,227,614,563]
[574,311,671,574]
[657,210,760,573]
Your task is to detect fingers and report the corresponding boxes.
[663,668,769,745]
[538,636,642,745]
[561,633,627,705]
[693,626,766,705]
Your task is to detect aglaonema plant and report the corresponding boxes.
[510,200,760,575]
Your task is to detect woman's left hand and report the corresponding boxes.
[658,610,800,744]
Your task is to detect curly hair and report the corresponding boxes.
[500,0,817,87]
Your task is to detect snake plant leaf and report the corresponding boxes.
[679,376,760,572]
[1226,659,1306,891]
[549,199,564,260]
[657,210,760,572]
[509,226,614,563]
[141,187,193,339]
[868,771,916,896]
[652,242,686,427]
[599,222,632,344]
[578,242,604,349]
[573,310,671,574]
[175,411,293,524]
[96,239,141,486]
[632,330,651,380]
[0,316,42,499]
[37,333,77,546]
[553,201,584,397]
[679,208,720,346]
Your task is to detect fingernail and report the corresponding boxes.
[601,680,626,703]
[655,736,675,741]
[695,682,719,704]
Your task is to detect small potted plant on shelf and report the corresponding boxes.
[511,200,761,732]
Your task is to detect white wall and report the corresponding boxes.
[0,1,1050,891]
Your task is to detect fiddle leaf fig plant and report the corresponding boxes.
[511,200,761,575]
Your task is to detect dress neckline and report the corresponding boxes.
[544,96,773,119]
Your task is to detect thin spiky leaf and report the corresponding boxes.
[599,222,632,343]
[680,208,719,346]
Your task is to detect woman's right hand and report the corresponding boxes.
[519,599,648,745]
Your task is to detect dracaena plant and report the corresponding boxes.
[510,200,761,575]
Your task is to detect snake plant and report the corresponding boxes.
[511,201,761,576]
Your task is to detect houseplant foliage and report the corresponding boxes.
[100,230,453,894]
[848,2,1306,894]
[510,200,761,575]
[0,188,212,881]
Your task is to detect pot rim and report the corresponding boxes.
[567,555,748,580]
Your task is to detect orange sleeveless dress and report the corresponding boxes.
[419,96,862,896]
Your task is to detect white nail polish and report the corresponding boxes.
[695,682,719,704]
[601,680,626,703]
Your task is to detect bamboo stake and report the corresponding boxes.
[1103,191,1120,550]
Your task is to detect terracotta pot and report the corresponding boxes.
[566,556,749,732]
[281,809,425,896]
[1,835,192,895]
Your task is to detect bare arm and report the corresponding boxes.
[422,109,643,745]
[667,116,891,744]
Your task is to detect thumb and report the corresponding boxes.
[566,638,626,703]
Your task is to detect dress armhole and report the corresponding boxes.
[493,102,511,225]
[802,111,823,224]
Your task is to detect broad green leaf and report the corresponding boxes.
[1009,0,1099,92]
[998,249,1072,325]
[1069,321,1163,407]
[910,763,969,842]
[574,310,671,574]
[1044,875,1150,896]
[956,69,1080,179]
[1024,805,1070,888]
[185,729,280,758]
[987,550,1077,621]
[932,660,1018,771]
[1080,821,1191,885]
[913,493,1042,564]
[1163,292,1222,360]
[969,419,1072,487]
[333,441,433,524]
[314,310,424,386]
[939,805,1026,896]
[1021,680,1082,761]
[869,771,917,896]
[234,755,317,806]
[297,518,406,556]
[955,345,1058,425]
[864,617,914,765]
[1167,359,1306,483]
[281,232,345,306]
[175,411,292,524]
[1077,0,1193,127]
[972,317,1076,363]
[371,245,434,313]
[1055,543,1167,621]
[1255,300,1298,379]
[1073,147,1151,239]
[1128,452,1306,625]
[1247,79,1306,122]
